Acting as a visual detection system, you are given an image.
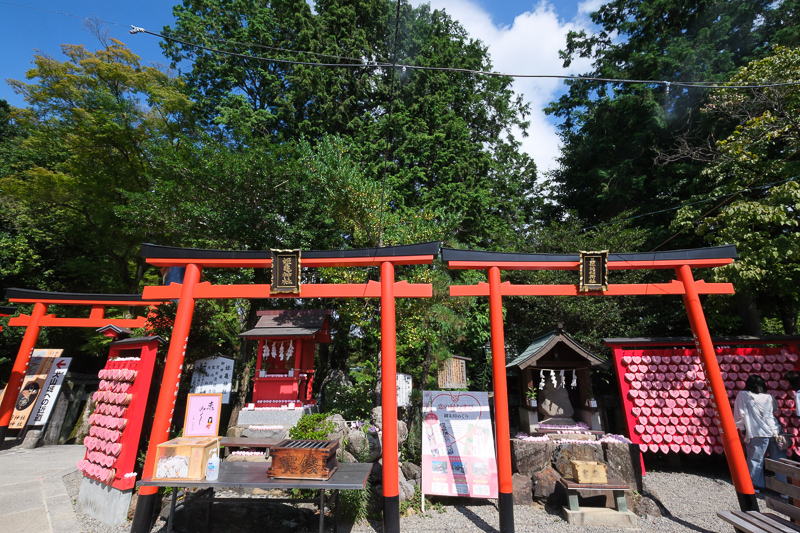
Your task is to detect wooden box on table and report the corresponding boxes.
[267,439,339,480]
[570,460,608,484]
[152,436,220,481]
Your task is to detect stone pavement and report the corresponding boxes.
[0,441,85,533]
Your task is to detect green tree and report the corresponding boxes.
[672,46,800,334]
[2,40,192,293]
[545,0,800,244]
[161,0,539,248]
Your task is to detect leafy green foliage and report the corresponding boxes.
[288,413,335,440]
[672,46,800,333]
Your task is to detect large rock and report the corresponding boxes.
[539,380,574,418]
[512,473,533,505]
[399,480,416,503]
[326,414,348,443]
[346,428,382,462]
[602,441,643,492]
[397,420,409,448]
[370,407,383,429]
[532,466,561,499]
[552,443,604,478]
[401,462,422,481]
[511,439,555,476]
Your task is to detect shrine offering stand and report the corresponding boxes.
[558,477,638,527]
[138,461,371,533]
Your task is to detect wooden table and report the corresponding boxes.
[558,477,630,513]
[139,461,372,533]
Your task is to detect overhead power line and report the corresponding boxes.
[130,27,800,90]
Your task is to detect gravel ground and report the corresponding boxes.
[64,459,766,533]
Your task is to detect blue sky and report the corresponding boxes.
[0,0,599,172]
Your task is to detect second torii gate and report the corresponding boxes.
[0,288,163,443]
[443,245,756,532]
[130,242,438,533]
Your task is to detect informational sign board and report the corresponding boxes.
[190,356,235,403]
[10,349,63,429]
[421,391,498,498]
[184,393,222,437]
[29,356,72,426]
[397,373,413,407]
[437,358,468,389]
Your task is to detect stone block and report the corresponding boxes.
[532,466,560,499]
[21,429,42,449]
[552,443,604,478]
[241,427,286,440]
[512,473,533,505]
[236,408,308,427]
[226,426,244,438]
[548,433,596,441]
[562,507,638,527]
[397,420,409,448]
[76,477,134,527]
[602,441,643,491]
[511,439,554,476]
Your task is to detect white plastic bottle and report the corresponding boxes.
[206,450,220,481]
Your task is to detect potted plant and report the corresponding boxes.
[525,387,537,407]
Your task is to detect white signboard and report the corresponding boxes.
[421,390,497,498]
[190,356,234,403]
[29,356,72,427]
[397,373,413,407]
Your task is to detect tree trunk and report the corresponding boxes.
[777,296,799,335]
[735,293,762,336]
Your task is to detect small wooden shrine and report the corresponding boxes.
[239,310,331,407]
[507,323,610,433]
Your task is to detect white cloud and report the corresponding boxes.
[412,0,596,175]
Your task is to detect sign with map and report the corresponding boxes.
[421,391,498,498]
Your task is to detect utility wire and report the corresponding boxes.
[131,28,800,90]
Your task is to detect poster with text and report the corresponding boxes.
[421,391,498,498]
[10,349,63,429]
[190,356,234,403]
[184,393,222,437]
[29,357,72,427]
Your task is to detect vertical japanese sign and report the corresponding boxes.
[421,391,498,498]
[9,349,62,429]
[184,393,222,437]
[270,249,301,294]
[397,373,413,407]
[29,356,72,426]
[190,356,235,403]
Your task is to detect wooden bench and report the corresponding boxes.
[718,458,800,533]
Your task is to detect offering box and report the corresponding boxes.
[152,436,220,481]
[268,439,339,480]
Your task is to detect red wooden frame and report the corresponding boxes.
[0,290,164,442]
[132,242,438,533]
[443,245,757,519]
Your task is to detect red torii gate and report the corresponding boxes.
[443,244,757,532]
[0,288,163,443]
[129,242,438,533]
[0,306,16,332]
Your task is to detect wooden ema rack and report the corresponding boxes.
[268,439,339,480]
[77,338,159,490]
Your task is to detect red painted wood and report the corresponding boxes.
[446,258,734,270]
[489,267,514,499]
[143,280,433,300]
[139,263,202,499]
[0,302,47,430]
[9,315,148,328]
[381,261,399,499]
[450,280,734,297]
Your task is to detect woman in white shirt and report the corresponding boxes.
[734,374,787,491]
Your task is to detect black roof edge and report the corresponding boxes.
[140,242,441,260]
[5,288,157,302]
[111,336,165,346]
[604,335,800,345]
[441,244,737,263]
[0,306,17,315]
